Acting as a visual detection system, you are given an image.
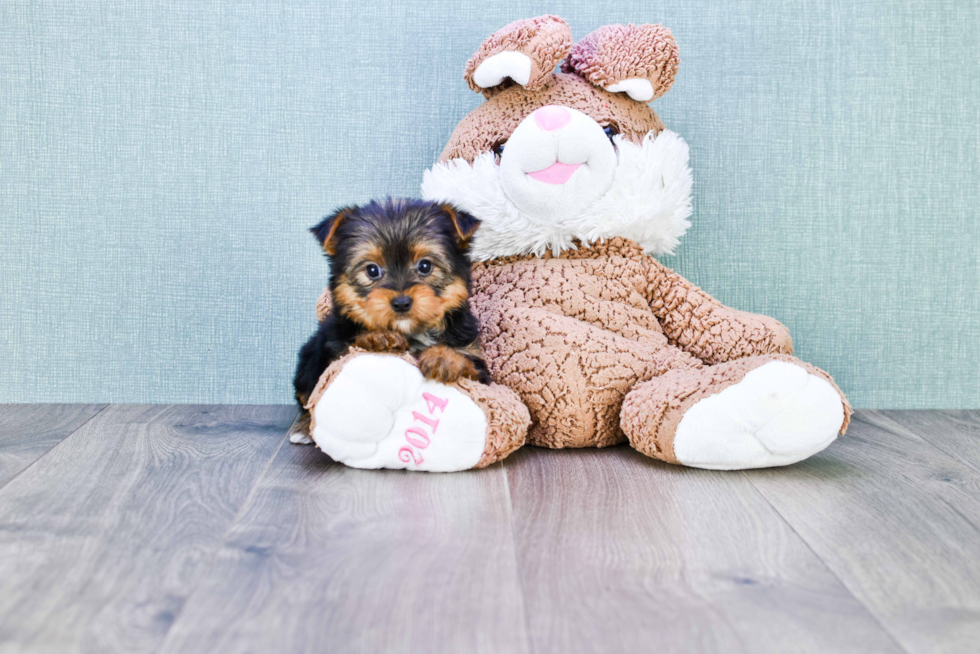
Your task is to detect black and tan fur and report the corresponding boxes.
[293,199,490,432]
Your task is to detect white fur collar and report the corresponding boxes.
[421,130,693,261]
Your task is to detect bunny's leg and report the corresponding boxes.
[621,354,850,470]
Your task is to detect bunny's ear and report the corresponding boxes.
[562,24,679,102]
[464,15,572,97]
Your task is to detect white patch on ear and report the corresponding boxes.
[605,78,655,102]
[422,130,693,261]
[473,51,532,88]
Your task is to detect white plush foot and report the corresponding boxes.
[673,361,844,470]
[310,355,488,472]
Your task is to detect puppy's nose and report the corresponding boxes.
[390,295,413,314]
[533,105,571,131]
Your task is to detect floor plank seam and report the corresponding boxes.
[915,437,980,478]
[858,411,931,445]
[858,409,980,481]
[739,467,913,654]
[0,404,109,493]
[500,459,536,654]
[150,409,296,654]
[895,414,980,478]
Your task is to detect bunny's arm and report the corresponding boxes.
[642,256,793,365]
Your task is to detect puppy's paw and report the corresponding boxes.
[417,345,480,384]
[288,410,314,445]
[354,330,410,353]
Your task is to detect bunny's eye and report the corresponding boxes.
[492,141,506,162]
[603,124,619,141]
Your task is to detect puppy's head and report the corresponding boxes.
[311,198,480,334]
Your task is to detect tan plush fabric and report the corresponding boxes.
[641,254,795,364]
[306,349,529,468]
[456,376,531,468]
[315,287,332,323]
[621,354,853,463]
[464,15,572,97]
[470,237,815,449]
[563,24,680,100]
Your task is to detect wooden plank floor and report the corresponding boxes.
[0,406,977,653]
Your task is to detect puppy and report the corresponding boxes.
[290,198,489,443]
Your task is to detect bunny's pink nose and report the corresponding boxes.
[533,105,571,131]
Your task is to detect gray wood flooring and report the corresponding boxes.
[0,405,977,653]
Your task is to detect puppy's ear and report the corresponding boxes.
[464,15,572,97]
[439,204,480,247]
[310,206,355,256]
[562,24,679,102]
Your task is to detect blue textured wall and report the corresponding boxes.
[1,1,977,407]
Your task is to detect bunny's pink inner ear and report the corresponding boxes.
[464,15,572,97]
[562,24,680,102]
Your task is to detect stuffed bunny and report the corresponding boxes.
[306,16,849,471]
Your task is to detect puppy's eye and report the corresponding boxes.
[365,263,383,280]
[602,124,619,142]
[492,141,506,162]
[416,259,433,276]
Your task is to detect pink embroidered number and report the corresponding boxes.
[398,447,423,466]
[424,392,448,414]
[404,427,431,449]
[411,411,439,433]
[398,392,448,468]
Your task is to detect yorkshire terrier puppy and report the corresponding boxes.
[290,198,489,443]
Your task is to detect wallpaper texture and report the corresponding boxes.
[1,0,977,407]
